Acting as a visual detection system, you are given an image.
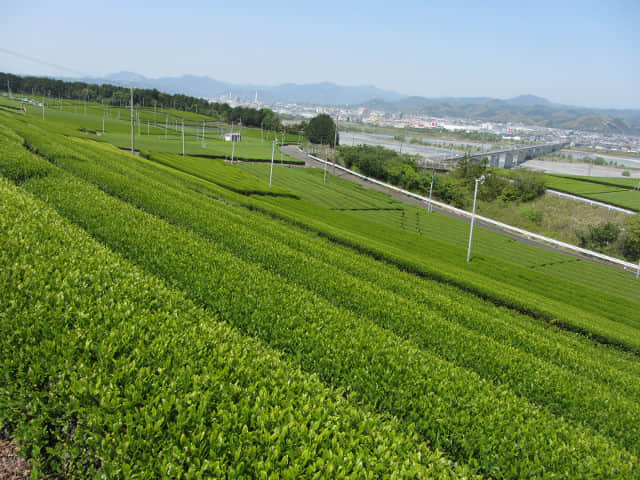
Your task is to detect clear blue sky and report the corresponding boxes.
[2,0,638,108]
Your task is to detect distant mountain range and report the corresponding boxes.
[364,95,640,136]
[70,71,405,106]
[60,72,640,135]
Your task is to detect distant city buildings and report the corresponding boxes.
[205,93,639,155]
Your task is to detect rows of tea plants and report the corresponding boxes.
[10,112,640,348]
[239,162,640,306]
[545,175,640,211]
[20,128,640,455]
[551,174,640,189]
[241,207,640,397]
[250,195,640,341]
[239,162,405,210]
[0,176,475,478]
[2,123,637,478]
[5,110,640,341]
[9,107,638,311]
[1,94,302,164]
[102,128,300,162]
[140,151,300,196]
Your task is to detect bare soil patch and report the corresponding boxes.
[0,438,31,479]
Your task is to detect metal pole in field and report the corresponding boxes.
[202,121,205,148]
[280,133,284,163]
[466,175,485,263]
[102,115,105,134]
[147,120,149,135]
[181,119,185,156]
[261,125,263,144]
[42,97,45,120]
[165,115,168,140]
[333,117,338,174]
[324,146,327,184]
[269,139,275,188]
[231,137,236,161]
[428,170,435,213]
[130,87,135,154]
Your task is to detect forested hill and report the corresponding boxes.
[363,95,640,136]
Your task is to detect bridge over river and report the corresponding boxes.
[422,142,570,171]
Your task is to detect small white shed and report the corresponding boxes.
[224,132,241,142]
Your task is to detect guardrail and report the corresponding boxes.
[307,153,640,276]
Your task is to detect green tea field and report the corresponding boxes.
[545,174,640,211]
[1,98,640,478]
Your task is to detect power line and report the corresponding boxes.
[0,47,91,79]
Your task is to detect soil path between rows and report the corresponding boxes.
[0,438,31,479]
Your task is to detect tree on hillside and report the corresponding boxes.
[450,155,488,190]
[622,215,640,261]
[306,114,339,147]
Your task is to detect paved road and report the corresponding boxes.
[281,145,631,272]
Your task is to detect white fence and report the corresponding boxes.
[306,153,640,276]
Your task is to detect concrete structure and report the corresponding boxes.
[437,142,569,170]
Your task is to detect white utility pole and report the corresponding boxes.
[42,97,45,120]
[428,170,435,213]
[7,79,11,99]
[466,175,485,263]
[333,119,338,174]
[323,146,328,184]
[269,140,275,187]
[102,115,105,134]
[165,115,168,140]
[147,120,149,135]
[181,119,185,156]
[130,87,135,154]
[202,121,205,148]
[231,137,236,161]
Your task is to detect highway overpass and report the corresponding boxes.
[421,142,570,171]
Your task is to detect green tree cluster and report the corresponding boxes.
[622,216,640,261]
[451,156,546,203]
[337,148,546,209]
[306,114,338,147]
[577,222,621,250]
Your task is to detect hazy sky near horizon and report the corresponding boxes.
[1,0,638,108]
